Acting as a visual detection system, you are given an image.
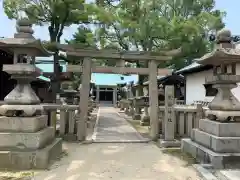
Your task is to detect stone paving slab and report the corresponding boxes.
[92,106,149,143]
[219,170,240,180]
[193,164,219,180]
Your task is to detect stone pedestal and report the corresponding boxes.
[181,29,240,168]
[59,85,79,140]
[127,98,134,116]
[160,86,180,147]
[140,107,150,126]
[119,100,125,112]
[0,65,63,170]
[58,105,79,141]
[132,98,141,120]
[182,119,240,168]
[124,106,130,115]
[133,108,141,120]
[137,96,150,126]
[0,115,62,169]
[132,87,143,120]
[0,19,63,169]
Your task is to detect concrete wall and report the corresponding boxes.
[185,63,240,105]
[185,69,214,104]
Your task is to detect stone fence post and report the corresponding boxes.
[195,103,203,128]
[160,85,180,147]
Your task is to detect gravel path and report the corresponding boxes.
[34,106,201,180]
[34,142,201,180]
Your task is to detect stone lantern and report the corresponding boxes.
[198,29,240,121]
[182,29,240,168]
[0,19,62,169]
[127,83,134,116]
[139,85,150,126]
[132,84,143,120]
[60,84,78,105]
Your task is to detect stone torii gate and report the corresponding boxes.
[58,45,180,140]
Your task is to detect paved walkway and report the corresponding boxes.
[92,106,149,143]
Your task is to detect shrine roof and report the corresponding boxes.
[143,74,184,85]
[35,60,138,86]
[91,73,138,86]
[175,61,212,75]
[36,61,67,72]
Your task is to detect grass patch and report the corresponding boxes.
[0,171,34,180]
[161,148,197,166]
[127,119,150,139]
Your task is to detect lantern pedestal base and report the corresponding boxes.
[205,110,240,122]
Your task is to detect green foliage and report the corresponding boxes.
[92,0,225,70]
[66,25,122,67]
[65,25,95,65]
[3,0,88,42]
[65,25,96,87]
[66,25,95,48]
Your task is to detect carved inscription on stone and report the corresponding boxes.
[164,85,175,141]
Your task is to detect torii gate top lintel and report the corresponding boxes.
[57,44,181,61]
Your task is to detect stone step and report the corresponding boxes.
[0,115,47,133]
[0,127,55,151]
[199,119,240,137]
[191,128,240,153]
[182,138,240,169]
[0,138,62,170]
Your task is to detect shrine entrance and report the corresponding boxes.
[58,45,179,140]
[99,87,113,102]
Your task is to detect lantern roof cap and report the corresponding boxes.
[0,18,52,56]
[197,29,240,65]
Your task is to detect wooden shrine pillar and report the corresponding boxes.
[77,57,92,141]
[149,60,159,140]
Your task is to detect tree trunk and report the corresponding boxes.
[48,27,60,103]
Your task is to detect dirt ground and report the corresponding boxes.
[0,107,202,180]
[1,142,202,180]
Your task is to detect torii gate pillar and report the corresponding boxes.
[148,60,159,140]
[77,57,92,141]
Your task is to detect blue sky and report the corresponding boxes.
[0,0,239,42]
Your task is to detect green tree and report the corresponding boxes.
[66,25,119,66]
[93,0,225,71]
[65,25,95,89]
[3,0,90,101]
[4,0,88,43]
[66,25,96,64]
